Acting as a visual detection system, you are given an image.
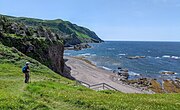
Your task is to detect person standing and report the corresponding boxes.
[22,62,30,83]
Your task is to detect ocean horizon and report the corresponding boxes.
[65,41,180,80]
[104,40,180,43]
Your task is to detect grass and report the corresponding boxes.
[0,43,180,110]
[75,31,91,39]
[2,33,33,39]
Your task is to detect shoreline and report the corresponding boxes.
[64,56,154,94]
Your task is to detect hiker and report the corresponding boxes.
[22,62,30,83]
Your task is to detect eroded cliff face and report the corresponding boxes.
[1,14,103,45]
[0,16,69,77]
[48,44,64,75]
[0,34,68,77]
[0,15,102,79]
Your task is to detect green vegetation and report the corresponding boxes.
[1,14,103,44]
[0,43,180,110]
[75,31,92,42]
[1,28,63,60]
[0,14,179,110]
[75,31,91,39]
[2,33,33,39]
[0,15,65,78]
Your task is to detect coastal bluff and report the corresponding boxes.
[0,15,102,79]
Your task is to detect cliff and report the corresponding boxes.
[0,14,102,79]
[0,16,73,79]
[1,14,103,45]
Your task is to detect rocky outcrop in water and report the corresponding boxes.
[111,66,180,93]
[160,71,175,75]
[113,68,129,80]
[73,43,91,50]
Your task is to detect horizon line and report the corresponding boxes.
[103,40,180,42]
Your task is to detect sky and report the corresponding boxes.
[0,0,180,41]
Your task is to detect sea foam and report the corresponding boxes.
[162,55,171,58]
[162,55,180,59]
[99,66,112,71]
[129,71,140,76]
[171,56,180,59]
[64,53,71,56]
[78,53,91,57]
[118,53,126,56]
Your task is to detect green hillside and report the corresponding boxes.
[0,14,103,45]
[0,43,180,110]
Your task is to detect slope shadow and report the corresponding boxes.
[63,58,75,80]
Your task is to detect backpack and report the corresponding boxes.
[22,66,27,73]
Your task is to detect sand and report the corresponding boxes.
[64,56,152,94]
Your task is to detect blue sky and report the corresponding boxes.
[0,0,180,41]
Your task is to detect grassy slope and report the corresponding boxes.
[10,16,100,42]
[0,43,180,110]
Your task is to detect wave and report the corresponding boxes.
[155,57,160,59]
[118,53,126,56]
[171,56,180,59]
[147,56,152,58]
[162,55,180,59]
[134,55,180,60]
[77,53,91,57]
[140,55,180,60]
[129,71,140,76]
[162,55,171,58]
[175,72,178,75]
[91,54,97,56]
[64,53,71,56]
[77,53,97,57]
[99,66,112,71]
[107,48,115,50]
[112,63,121,66]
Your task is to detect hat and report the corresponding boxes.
[26,62,30,65]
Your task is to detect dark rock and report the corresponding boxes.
[74,43,91,50]
[160,71,175,75]
[48,44,64,74]
[117,69,129,80]
[0,15,103,80]
[121,72,129,79]
[118,67,122,70]
[123,69,128,72]
[63,33,82,46]
[113,70,117,73]
[127,78,151,87]
[0,33,75,79]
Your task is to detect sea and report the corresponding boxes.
[64,41,180,80]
